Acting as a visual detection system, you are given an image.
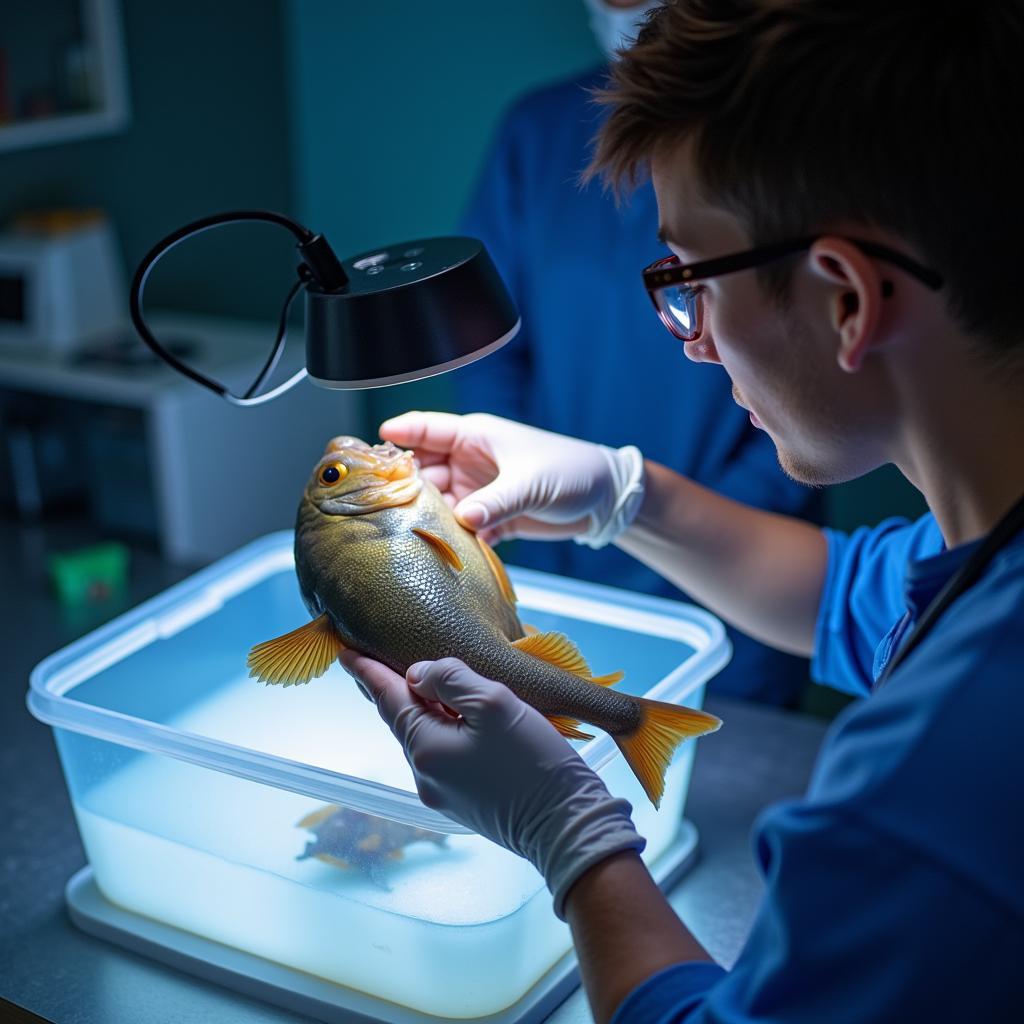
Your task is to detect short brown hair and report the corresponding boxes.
[587,1,1024,352]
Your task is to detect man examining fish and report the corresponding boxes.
[263,2,1024,1021]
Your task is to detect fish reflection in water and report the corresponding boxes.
[296,804,449,888]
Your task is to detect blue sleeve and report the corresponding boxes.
[811,514,941,695]
[452,106,533,421]
[613,805,1022,1023]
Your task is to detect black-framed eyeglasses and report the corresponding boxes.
[642,235,944,342]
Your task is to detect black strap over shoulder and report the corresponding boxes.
[875,491,1024,689]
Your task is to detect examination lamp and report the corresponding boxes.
[129,210,520,404]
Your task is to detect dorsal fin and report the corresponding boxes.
[477,534,517,604]
[512,630,624,688]
[590,671,625,687]
[247,613,345,687]
[412,527,464,570]
[513,631,591,677]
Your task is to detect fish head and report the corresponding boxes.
[305,435,423,516]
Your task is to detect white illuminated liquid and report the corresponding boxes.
[72,669,693,1018]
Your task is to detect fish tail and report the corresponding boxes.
[614,699,722,808]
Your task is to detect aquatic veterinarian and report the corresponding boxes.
[343,4,1024,1022]
[248,436,720,806]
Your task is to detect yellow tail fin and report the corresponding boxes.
[614,700,722,808]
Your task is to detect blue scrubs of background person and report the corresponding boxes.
[454,62,820,706]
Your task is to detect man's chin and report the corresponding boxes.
[776,447,839,488]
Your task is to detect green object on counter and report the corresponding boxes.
[48,543,130,607]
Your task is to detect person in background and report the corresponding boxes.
[453,0,820,706]
[346,2,1024,1020]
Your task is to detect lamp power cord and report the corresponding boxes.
[128,209,347,405]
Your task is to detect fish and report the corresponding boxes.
[247,435,721,807]
[296,804,448,888]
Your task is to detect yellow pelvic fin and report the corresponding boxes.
[545,715,595,741]
[412,527,464,571]
[614,700,722,809]
[477,535,517,604]
[247,612,345,687]
[297,803,340,830]
[523,623,540,635]
[590,670,625,687]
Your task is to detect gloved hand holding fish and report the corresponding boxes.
[247,431,721,808]
[345,650,648,920]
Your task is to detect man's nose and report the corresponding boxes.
[683,334,721,364]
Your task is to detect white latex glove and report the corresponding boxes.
[379,411,645,548]
[340,651,646,920]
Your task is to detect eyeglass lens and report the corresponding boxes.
[656,284,702,341]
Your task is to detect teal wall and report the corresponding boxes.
[825,465,927,531]
[285,0,603,429]
[0,0,294,320]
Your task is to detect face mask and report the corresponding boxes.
[582,0,662,60]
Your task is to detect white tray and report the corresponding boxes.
[66,819,699,1024]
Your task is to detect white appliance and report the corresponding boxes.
[0,215,126,355]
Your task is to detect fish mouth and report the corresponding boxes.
[319,472,423,516]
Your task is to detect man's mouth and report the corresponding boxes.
[731,384,764,429]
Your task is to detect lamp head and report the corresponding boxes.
[129,212,519,404]
[304,236,520,389]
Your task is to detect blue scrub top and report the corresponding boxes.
[452,68,821,705]
[613,512,1024,1022]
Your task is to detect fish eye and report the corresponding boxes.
[319,462,347,486]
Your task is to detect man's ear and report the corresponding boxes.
[809,236,885,373]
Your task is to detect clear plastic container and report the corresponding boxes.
[28,531,730,1020]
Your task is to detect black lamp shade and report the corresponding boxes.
[305,236,520,389]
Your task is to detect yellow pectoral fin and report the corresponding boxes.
[412,528,464,571]
[247,613,345,687]
[545,715,595,742]
[296,803,340,830]
[477,535,517,604]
